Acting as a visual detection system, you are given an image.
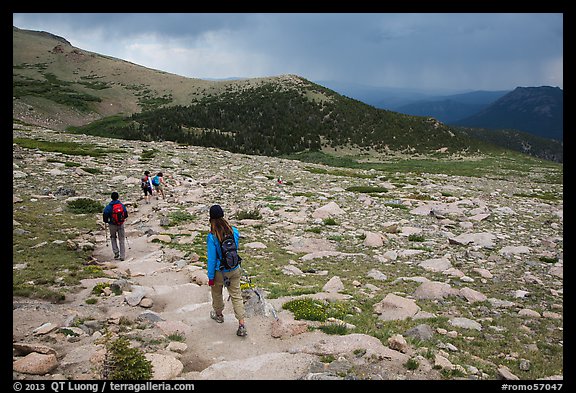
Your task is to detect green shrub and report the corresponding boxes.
[405,192,432,200]
[441,367,466,379]
[318,323,348,335]
[104,336,153,380]
[92,282,110,295]
[539,256,558,263]
[80,167,102,174]
[13,137,109,157]
[235,209,262,220]
[263,195,282,201]
[168,210,195,226]
[323,217,337,225]
[405,358,420,370]
[513,192,561,201]
[408,234,425,242]
[384,202,408,210]
[346,186,388,193]
[59,328,79,337]
[282,298,352,323]
[91,281,121,296]
[167,332,186,342]
[84,265,104,275]
[67,198,104,214]
[140,148,158,160]
[292,192,315,198]
[325,301,351,319]
[282,298,327,321]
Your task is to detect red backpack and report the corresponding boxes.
[111,203,126,225]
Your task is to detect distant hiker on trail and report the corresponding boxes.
[277,176,283,185]
[102,191,128,261]
[206,204,247,337]
[141,170,153,204]
[152,172,166,200]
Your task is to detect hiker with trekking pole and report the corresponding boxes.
[102,191,128,261]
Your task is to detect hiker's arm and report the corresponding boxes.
[206,234,217,282]
[102,206,110,223]
[233,227,240,247]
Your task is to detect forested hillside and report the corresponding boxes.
[70,80,490,157]
[458,126,563,163]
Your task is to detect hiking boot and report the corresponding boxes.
[210,310,224,323]
[114,253,120,259]
[236,324,247,337]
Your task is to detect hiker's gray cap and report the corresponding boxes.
[209,205,224,219]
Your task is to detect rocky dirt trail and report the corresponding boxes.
[14,177,437,381]
[90,191,437,380]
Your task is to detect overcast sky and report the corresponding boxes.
[12,13,563,93]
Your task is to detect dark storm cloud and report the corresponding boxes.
[13,13,563,91]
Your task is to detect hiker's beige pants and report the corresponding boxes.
[211,267,246,321]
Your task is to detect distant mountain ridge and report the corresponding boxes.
[392,90,511,124]
[317,80,562,144]
[314,80,466,109]
[452,86,563,141]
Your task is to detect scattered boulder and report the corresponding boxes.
[13,352,58,375]
[373,293,420,321]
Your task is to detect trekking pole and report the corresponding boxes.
[125,229,131,250]
[239,264,260,299]
[240,265,252,286]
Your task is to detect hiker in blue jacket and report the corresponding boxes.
[206,204,247,337]
[103,191,128,261]
[152,172,167,200]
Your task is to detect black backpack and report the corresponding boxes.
[141,176,149,189]
[220,234,241,270]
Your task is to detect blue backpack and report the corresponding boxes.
[152,176,160,186]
